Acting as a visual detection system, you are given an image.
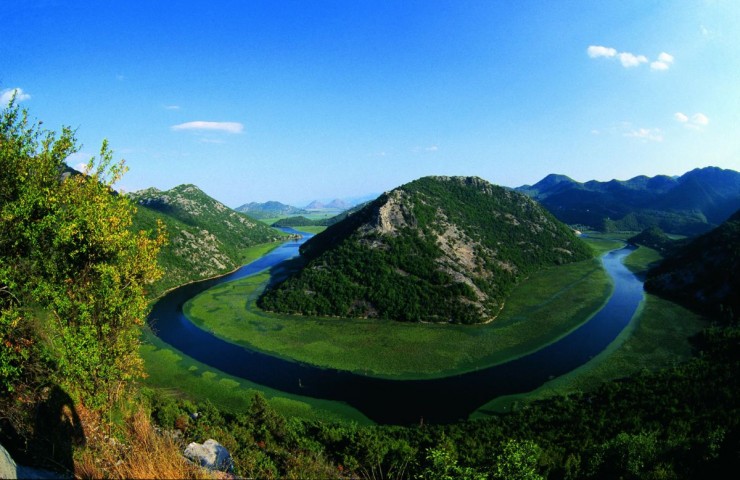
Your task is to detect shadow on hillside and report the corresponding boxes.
[0,384,85,476]
[265,256,307,288]
[31,385,86,473]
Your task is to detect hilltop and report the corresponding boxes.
[234,201,308,219]
[645,209,740,321]
[129,185,283,295]
[517,166,740,235]
[259,176,590,324]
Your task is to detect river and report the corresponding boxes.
[148,229,644,424]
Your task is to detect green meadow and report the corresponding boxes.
[474,245,707,416]
[139,328,371,424]
[183,237,614,379]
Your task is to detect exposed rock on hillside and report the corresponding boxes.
[260,176,591,324]
[129,184,283,295]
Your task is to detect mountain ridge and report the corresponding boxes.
[517,166,740,234]
[129,184,283,295]
[259,175,591,324]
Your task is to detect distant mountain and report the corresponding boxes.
[129,185,283,295]
[304,198,353,210]
[304,200,325,210]
[517,167,740,235]
[234,201,307,219]
[272,202,370,228]
[645,209,740,322]
[326,198,350,209]
[259,176,591,324]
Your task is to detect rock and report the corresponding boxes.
[1,443,67,479]
[183,439,233,472]
[1,444,16,479]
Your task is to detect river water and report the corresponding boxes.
[148,229,644,424]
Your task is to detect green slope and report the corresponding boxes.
[129,184,284,295]
[645,209,740,321]
[259,176,591,324]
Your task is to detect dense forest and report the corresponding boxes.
[646,209,740,322]
[260,176,591,324]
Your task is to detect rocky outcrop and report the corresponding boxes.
[183,439,233,473]
[0,444,65,479]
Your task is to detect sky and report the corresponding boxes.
[2,0,739,207]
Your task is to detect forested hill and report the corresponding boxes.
[129,184,283,295]
[645,209,740,322]
[259,176,591,324]
[234,200,308,219]
[517,166,740,235]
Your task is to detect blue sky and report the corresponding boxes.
[2,0,739,207]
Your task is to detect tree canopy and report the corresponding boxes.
[0,102,165,409]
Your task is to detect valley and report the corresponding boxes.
[139,170,736,424]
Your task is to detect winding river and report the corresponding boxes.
[148,229,644,424]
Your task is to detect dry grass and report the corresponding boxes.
[75,408,215,479]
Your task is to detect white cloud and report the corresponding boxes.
[674,112,689,123]
[657,52,674,64]
[1,87,31,104]
[588,46,674,71]
[618,52,648,68]
[425,145,439,152]
[624,128,663,142]
[171,121,244,134]
[692,113,709,126]
[164,105,181,110]
[651,52,675,71]
[675,112,709,129]
[587,45,617,58]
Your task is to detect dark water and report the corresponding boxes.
[148,229,644,424]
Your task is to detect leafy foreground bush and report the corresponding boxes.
[0,101,165,474]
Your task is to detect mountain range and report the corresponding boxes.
[129,185,283,295]
[304,199,351,210]
[516,166,740,235]
[259,176,591,324]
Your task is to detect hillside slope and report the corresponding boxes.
[645,209,740,321]
[259,176,591,324]
[234,201,308,219]
[129,185,283,295]
[517,166,740,235]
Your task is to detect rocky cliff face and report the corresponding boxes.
[260,176,591,324]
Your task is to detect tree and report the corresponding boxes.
[0,101,165,409]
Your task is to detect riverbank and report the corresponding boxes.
[473,245,708,416]
[183,237,614,379]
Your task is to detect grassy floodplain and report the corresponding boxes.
[139,328,372,424]
[183,236,615,379]
[474,244,707,416]
[141,241,372,423]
